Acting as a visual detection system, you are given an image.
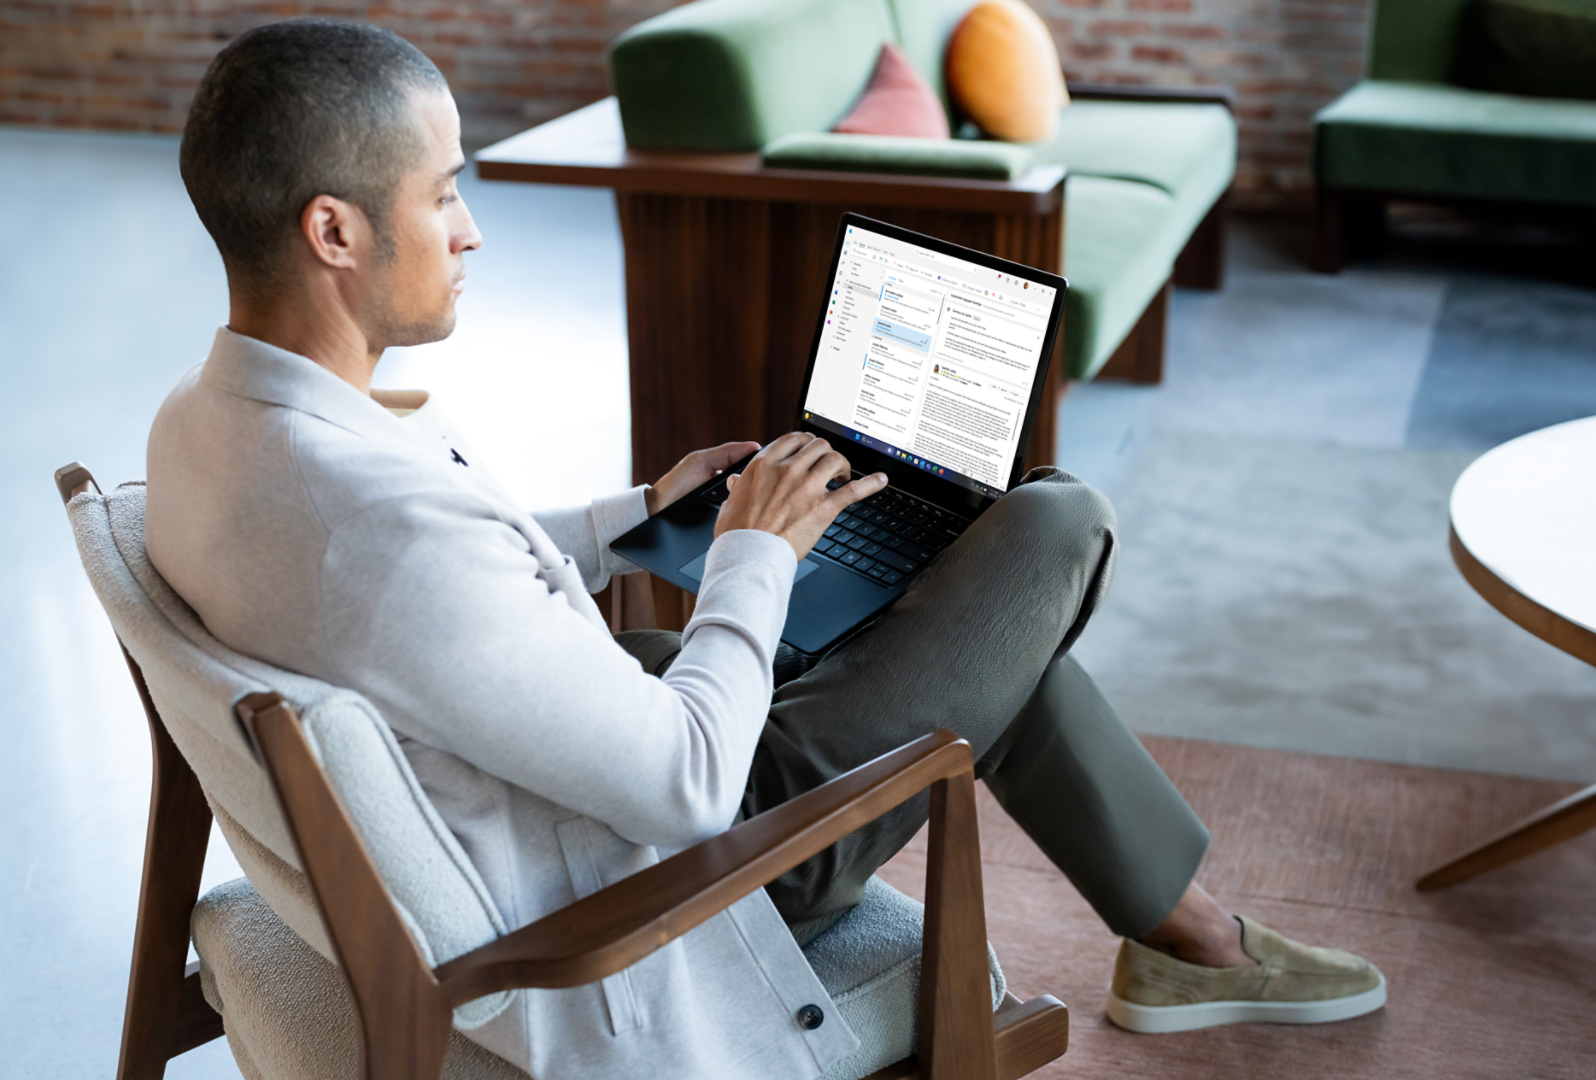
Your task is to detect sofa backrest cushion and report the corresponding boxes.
[884,0,978,112]
[611,0,898,150]
[1368,0,1476,81]
[1452,0,1596,101]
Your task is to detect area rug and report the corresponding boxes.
[879,736,1596,1080]
[1065,428,1596,782]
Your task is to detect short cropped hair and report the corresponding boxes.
[180,19,448,283]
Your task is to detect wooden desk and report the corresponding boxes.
[477,98,1068,491]
[1418,415,1596,889]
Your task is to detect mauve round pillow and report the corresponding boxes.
[945,0,1068,143]
[833,43,951,139]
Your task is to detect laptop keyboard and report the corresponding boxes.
[700,473,971,587]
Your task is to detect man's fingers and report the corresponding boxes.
[700,440,760,473]
[833,472,887,509]
[758,431,814,462]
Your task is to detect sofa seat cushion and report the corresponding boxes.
[1063,176,1184,381]
[1036,99,1236,207]
[1314,79,1596,205]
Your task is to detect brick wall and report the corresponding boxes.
[0,0,1371,207]
[1039,0,1371,207]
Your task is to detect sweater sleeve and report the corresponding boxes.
[532,486,652,591]
[319,486,794,849]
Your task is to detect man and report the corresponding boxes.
[148,19,1385,1079]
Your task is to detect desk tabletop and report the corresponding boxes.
[474,98,1066,215]
[1451,415,1596,642]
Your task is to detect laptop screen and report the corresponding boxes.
[801,221,1058,499]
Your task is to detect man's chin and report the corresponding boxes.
[383,309,458,349]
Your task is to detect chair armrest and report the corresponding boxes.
[434,729,971,1008]
[1068,82,1235,112]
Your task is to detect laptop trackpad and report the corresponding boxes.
[679,552,821,585]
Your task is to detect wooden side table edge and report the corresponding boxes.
[1449,524,1596,668]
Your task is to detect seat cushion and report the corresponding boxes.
[194,878,529,1080]
[1314,79,1596,205]
[195,875,1004,1080]
[610,0,897,150]
[806,877,1006,1080]
[1062,176,1184,380]
[762,132,1034,179]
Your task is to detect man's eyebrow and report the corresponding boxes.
[439,160,467,182]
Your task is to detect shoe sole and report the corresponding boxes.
[1105,974,1387,1034]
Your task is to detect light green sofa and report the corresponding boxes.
[1312,0,1596,271]
[610,0,1238,385]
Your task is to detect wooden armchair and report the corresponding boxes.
[56,463,1069,1080]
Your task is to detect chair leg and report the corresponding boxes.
[1417,782,1596,890]
[1173,191,1229,290]
[118,651,225,1080]
[1094,280,1169,384]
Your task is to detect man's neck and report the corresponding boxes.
[228,283,382,395]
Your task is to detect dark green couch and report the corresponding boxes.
[610,0,1237,383]
[1313,0,1596,272]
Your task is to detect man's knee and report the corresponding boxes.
[995,468,1118,567]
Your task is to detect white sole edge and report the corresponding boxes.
[1105,974,1387,1034]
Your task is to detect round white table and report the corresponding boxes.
[1419,415,1596,889]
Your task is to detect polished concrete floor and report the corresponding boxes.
[3,127,1593,1076]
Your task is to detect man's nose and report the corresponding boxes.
[455,203,483,254]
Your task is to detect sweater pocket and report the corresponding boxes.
[553,816,655,1035]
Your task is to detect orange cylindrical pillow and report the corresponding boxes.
[945,0,1068,143]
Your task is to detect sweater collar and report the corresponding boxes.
[199,326,404,443]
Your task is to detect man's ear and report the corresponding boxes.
[299,194,369,271]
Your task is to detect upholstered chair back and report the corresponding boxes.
[66,482,513,1028]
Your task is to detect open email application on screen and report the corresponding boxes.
[804,223,1057,499]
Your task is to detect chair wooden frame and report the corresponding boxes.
[58,463,1069,1080]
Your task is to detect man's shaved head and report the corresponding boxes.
[180,19,448,288]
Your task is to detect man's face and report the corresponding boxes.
[365,89,481,348]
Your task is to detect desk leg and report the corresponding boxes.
[1417,782,1596,890]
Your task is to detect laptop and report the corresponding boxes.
[611,212,1067,654]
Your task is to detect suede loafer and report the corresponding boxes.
[1106,916,1386,1033]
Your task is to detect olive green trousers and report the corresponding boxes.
[616,467,1209,945]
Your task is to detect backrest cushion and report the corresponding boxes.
[833,44,951,139]
[1452,0,1596,101]
[884,0,978,112]
[68,483,511,1028]
[1368,0,1476,80]
[610,0,897,150]
[944,0,1068,143]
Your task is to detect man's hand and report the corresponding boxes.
[715,433,888,560]
[646,441,761,516]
